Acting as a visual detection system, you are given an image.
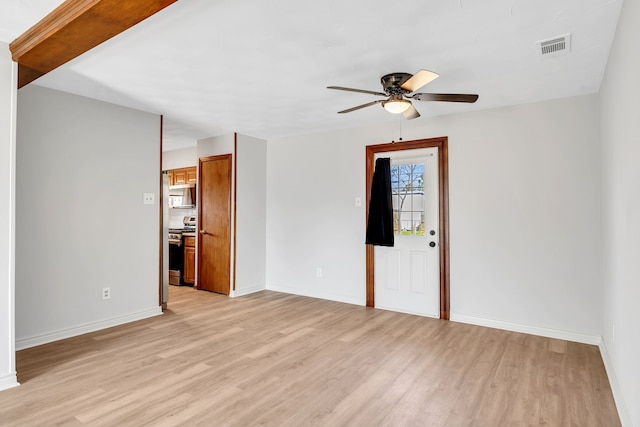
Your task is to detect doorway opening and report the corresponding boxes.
[365,137,450,319]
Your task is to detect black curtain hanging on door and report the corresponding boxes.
[366,157,394,247]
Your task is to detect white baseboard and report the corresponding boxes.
[230,285,266,298]
[266,284,365,307]
[599,340,632,427]
[16,307,163,351]
[450,314,602,345]
[0,373,19,392]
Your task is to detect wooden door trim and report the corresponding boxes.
[365,137,450,320]
[159,115,164,308]
[9,0,176,88]
[197,154,232,295]
[232,133,238,292]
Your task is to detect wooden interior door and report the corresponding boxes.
[197,154,232,294]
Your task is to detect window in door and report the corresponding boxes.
[391,162,425,235]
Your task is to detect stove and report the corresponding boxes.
[168,215,197,285]
[182,215,197,236]
[168,216,196,241]
[168,229,183,245]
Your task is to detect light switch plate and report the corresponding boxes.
[355,197,362,207]
[143,193,155,205]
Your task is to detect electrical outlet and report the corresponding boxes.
[316,267,322,278]
[143,193,155,205]
[102,287,111,300]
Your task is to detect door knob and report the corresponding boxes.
[429,241,436,247]
[199,230,207,235]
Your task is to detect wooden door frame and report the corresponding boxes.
[159,116,164,308]
[365,137,450,320]
[197,154,233,294]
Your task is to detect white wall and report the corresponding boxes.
[600,0,640,423]
[235,134,266,296]
[0,43,18,391]
[15,85,162,348]
[444,96,602,339]
[266,126,368,305]
[266,94,603,340]
[162,146,197,170]
[197,134,234,159]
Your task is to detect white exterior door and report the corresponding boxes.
[374,147,440,318]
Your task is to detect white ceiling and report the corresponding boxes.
[1,0,623,151]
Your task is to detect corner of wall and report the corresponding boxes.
[0,41,18,392]
[598,340,633,426]
[0,373,19,392]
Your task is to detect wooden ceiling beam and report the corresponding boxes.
[9,0,177,88]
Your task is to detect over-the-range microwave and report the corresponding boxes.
[168,183,195,209]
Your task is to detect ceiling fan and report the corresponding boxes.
[327,69,478,119]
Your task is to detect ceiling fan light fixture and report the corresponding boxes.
[382,99,411,114]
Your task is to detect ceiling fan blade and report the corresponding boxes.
[412,93,479,103]
[337,99,385,114]
[400,69,439,92]
[402,104,420,120]
[327,86,387,97]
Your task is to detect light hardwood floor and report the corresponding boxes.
[1,286,620,426]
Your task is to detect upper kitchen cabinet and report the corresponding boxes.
[173,169,187,185]
[168,166,197,185]
[186,167,197,184]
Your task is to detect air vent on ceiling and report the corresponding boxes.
[537,34,571,57]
